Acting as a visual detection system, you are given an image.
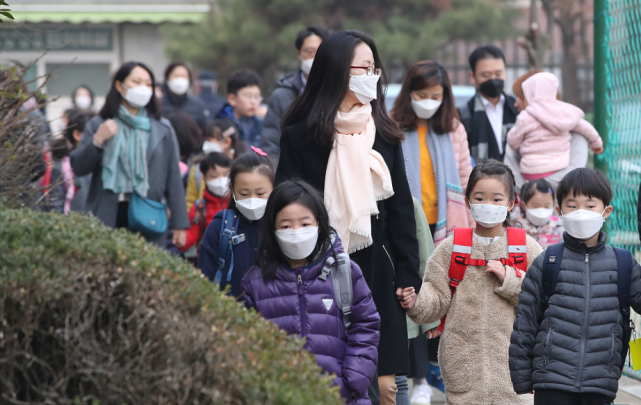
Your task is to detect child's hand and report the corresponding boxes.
[485,260,506,283]
[592,146,604,155]
[427,328,442,339]
[396,287,416,309]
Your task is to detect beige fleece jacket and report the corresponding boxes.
[408,231,543,405]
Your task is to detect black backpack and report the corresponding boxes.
[541,243,634,373]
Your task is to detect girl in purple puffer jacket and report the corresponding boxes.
[242,180,381,405]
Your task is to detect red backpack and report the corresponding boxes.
[437,227,528,332]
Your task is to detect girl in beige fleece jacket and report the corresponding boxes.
[403,160,543,405]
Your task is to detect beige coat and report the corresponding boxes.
[408,232,543,405]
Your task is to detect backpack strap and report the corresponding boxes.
[194,164,203,197]
[504,227,528,277]
[318,252,353,330]
[614,247,633,372]
[541,243,565,312]
[213,210,244,286]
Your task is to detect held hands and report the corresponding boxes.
[485,260,506,283]
[592,146,604,155]
[426,328,442,339]
[396,286,416,310]
[93,119,118,147]
[173,229,187,249]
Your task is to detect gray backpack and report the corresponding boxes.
[318,252,353,330]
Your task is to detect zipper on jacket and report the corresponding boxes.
[608,332,615,373]
[576,253,591,387]
[544,329,552,365]
[297,271,306,338]
[382,245,395,272]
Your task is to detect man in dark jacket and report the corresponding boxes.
[196,69,225,119]
[510,168,641,404]
[259,26,328,163]
[458,45,518,164]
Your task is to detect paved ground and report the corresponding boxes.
[408,376,641,404]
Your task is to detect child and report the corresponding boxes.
[198,148,274,297]
[507,72,603,182]
[242,179,380,405]
[403,160,543,405]
[216,69,263,148]
[179,152,232,253]
[510,168,641,404]
[514,179,564,248]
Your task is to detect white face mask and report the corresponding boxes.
[206,176,229,197]
[526,207,554,227]
[561,209,606,240]
[167,77,190,95]
[349,73,380,104]
[301,58,314,76]
[276,226,319,261]
[122,84,153,109]
[469,203,509,228]
[234,195,268,221]
[74,95,92,110]
[202,140,223,154]
[411,98,442,119]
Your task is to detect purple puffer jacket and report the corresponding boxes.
[242,235,380,405]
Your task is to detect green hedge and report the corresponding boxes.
[0,208,342,404]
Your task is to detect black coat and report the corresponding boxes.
[275,121,423,375]
[510,232,641,398]
[638,183,641,243]
[161,87,209,132]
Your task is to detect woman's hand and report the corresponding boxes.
[173,229,187,249]
[427,328,442,339]
[485,260,506,283]
[396,286,416,309]
[93,119,118,147]
[592,146,604,155]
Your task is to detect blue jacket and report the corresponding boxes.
[216,104,263,147]
[198,207,262,297]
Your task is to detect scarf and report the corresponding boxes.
[101,105,151,197]
[402,126,469,245]
[324,103,394,253]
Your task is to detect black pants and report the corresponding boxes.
[115,202,129,229]
[534,389,613,405]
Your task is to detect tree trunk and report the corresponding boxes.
[556,4,582,106]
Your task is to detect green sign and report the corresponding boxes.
[0,27,113,51]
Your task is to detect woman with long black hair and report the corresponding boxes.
[275,30,422,405]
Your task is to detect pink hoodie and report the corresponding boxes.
[507,72,602,175]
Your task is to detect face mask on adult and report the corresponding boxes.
[207,176,229,197]
[167,77,190,95]
[74,95,92,110]
[349,73,380,104]
[479,79,504,99]
[411,98,442,119]
[301,58,314,76]
[276,226,319,260]
[234,194,268,221]
[202,141,223,155]
[469,203,509,228]
[526,208,554,227]
[561,209,606,240]
[121,84,153,109]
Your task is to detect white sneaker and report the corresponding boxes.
[410,383,433,405]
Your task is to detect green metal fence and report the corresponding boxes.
[595,0,641,379]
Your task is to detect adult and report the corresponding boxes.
[458,45,518,164]
[260,26,329,163]
[70,61,189,247]
[161,61,208,132]
[504,70,589,193]
[71,85,95,111]
[276,30,423,405]
[196,69,226,119]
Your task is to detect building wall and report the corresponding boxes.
[120,23,169,81]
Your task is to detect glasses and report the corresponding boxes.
[238,94,263,102]
[350,66,382,76]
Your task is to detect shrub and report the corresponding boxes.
[0,208,343,404]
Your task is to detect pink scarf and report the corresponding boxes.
[324,103,394,253]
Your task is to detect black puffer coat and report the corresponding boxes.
[510,232,641,398]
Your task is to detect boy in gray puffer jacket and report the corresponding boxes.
[510,168,641,405]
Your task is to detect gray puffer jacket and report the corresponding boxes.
[510,232,641,398]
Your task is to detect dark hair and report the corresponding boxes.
[200,152,232,175]
[167,111,202,160]
[521,178,555,205]
[164,61,193,83]
[465,159,516,228]
[227,69,261,95]
[204,118,247,159]
[100,61,160,120]
[556,168,613,207]
[228,151,275,209]
[468,45,506,74]
[282,30,403,149]
[257,180,334,281]
[391,60,460,134]
[295,26,330,50]
[71,85,94,106]
[52,109,97,160]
